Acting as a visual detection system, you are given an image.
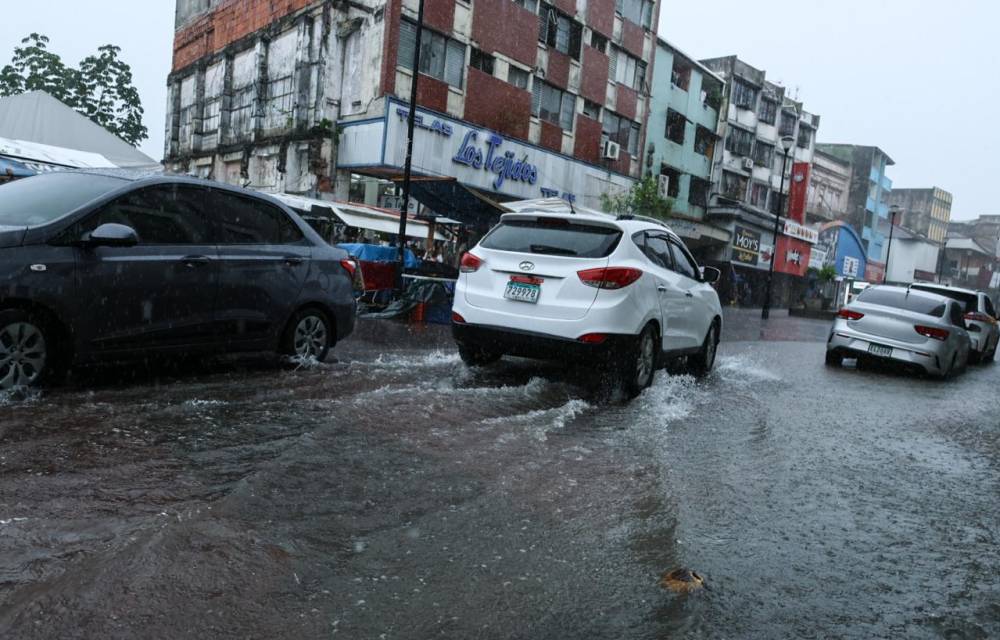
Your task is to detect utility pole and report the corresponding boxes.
[884,205,900,284]
[396,0,425,293]
[762,136,795,320]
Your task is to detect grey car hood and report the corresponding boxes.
[0,225,26,248]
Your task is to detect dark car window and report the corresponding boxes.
[857,287,947,317]
[212,190,303,245]
[0,173,127,227]
[643,233,673,269]
[949,302,966,327]
[910,285,978,312]
[79,185,212,244]
[480,218,621,258]
[668,239,699,281]
[985,296,996,318]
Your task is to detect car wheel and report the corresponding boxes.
[825,349,843,367]
[457,343,502,366]
[281,307,333,362]
[984,347,996,365]
[687,323,719,378]
[938,354,957,380]
[622,324,657,398]
[969,350,982,365]
[0,310,61,390]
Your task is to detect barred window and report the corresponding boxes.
[725,127,754,156]
[758,98,777,125]
[732,79,758,110]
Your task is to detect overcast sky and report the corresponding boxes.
[2,1,994,219]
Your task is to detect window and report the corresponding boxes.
[732,79,758,109]
[750,182,769,209]
[669,240,699,280]
[82,186,213,245]
[779,111,796,136]
[797,126,812,149]
[616,0,654,28]
[512,0,538,11]
[611,47,646,92]
[770,190,784,215]
[469,48,495,75]
[629,122,641,155]
[534,82,575,130]
[694,126,715,157]
[203,98,221,133]
[582,99,601,119]
[399,20,466,88]
[481,219,622,258]
[264,75,294,130]
[508,66,529,89]
[660,166,681,198]
[725,127,753,156]
[0,173,127,228]
[671,60,691,91]
[759,98,777,125]
[857,287,946,317]
[539,4,583,59]
[602,111,640,155]
[690,177,710,207]
[643,233,674,269]
[753,140,774,167]
[590,31,608,54]
[722,171,747,200]
[665,110,686,145]
[212,191,303,245]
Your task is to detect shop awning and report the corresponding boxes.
[392,176,510,228]
[270,193,446,241]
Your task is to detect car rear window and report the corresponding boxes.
[910,285,978,312]
[0,173,127,227]
[480,219,622,258]
[857,287,946,317]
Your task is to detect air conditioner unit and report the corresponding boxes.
[741,157,754,171]
[603,140,621,161]
[657,174,670,198]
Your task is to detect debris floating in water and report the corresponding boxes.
[660,568,707,593]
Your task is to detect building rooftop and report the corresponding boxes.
[815,143,895,167]
[656,38,726,85]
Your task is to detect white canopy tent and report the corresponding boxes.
[270,193,447,242]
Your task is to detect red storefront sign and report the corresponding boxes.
[775,236,812,276]
[787,162,811,224]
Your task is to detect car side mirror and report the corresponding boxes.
[83,223,138,248]
[700,266,720,284]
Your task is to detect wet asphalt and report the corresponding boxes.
[0,309,997,639]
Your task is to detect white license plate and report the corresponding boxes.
[504,281,540,303]
[868,344,892,357]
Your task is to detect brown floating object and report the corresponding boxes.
[660,568,707,593]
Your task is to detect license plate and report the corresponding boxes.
[868,343,892,357]
[504,281,540,303]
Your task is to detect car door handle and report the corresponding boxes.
[685,291,694,298]
[180,255,210,268]
[283,256,304,266]
[657,285,668,292]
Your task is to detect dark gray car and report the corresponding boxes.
[0,171,357,389]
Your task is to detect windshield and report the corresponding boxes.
[856,287,947,317]
[909,285,979,312]
[0,173,126,227]
[480,219,622,258]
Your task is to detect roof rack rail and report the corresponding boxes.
[616,213,671,230]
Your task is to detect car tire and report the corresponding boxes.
[0,309,64,390]
[281,307,334,362]
[969,350,982,365]
[938,354,957,380]
[825,350,843,367]
[687,323,719,378]
[457,343,502,366]
[984,346,996,365]
[621,324,657,398]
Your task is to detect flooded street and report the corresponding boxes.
[1,310,997,639]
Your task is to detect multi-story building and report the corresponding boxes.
[806,148,851,225]
[886,187,952,243]
[877,218,940,284]
[644,39,729,259]
[165,0,660,225]
[696,55,821,307]
[814,143,894,281]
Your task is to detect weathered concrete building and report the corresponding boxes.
[166,0,660,220]
[806,148,851,225]
[887,187,952,243]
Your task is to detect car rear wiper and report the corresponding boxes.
[529,244,577,256]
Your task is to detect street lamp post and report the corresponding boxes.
[395,0,426,293]
[761,135,796,320]
[883,204,901,284]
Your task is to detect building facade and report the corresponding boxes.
[696,55,821,307]
[878,219,940,284]
[166,0,660,223]
[886,187,952,243]
[805,148,851,225]
[813,144,894,279]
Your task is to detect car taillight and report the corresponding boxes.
[340,259,356,276]
[578,333,608,344]
[460,252,483,273]
[451,312,466,323]
[577,267,643,289]
[915,325,949,341]
[837,308,864,320]
[965,311,994,324]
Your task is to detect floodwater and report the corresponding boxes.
[0,310,997,639]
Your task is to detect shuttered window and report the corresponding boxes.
[398,19,466,89]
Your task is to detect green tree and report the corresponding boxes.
[600,174,674,220]
[0,34,148,146]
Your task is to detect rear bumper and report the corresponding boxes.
[827,328,945,375]
[453,321,632,361]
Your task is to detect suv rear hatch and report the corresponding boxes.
[463,215,622,321]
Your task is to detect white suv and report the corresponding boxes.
[451,206,723,396]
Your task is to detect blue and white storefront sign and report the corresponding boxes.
[338,97,633,209]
